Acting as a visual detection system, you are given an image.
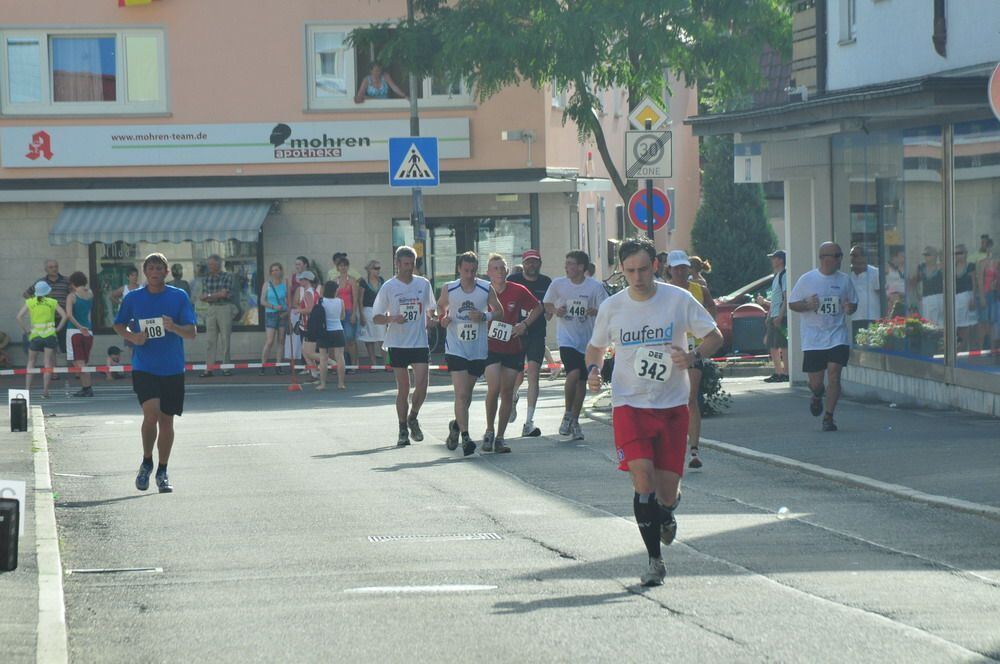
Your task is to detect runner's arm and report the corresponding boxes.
[585,343,607,392]
[700,285,718,318]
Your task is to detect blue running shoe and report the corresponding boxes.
[135,461,153,491]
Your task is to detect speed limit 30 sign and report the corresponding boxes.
[625,130,672,180]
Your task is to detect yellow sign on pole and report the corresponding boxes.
[628,97,669,130]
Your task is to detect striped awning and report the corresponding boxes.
[49,201,271,245]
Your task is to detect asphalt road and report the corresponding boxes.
[35,375,1000,662]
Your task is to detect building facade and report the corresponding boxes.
[689,0,1000,415]
[0,1,700,364]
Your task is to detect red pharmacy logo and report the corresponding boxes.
[26,131,54,161]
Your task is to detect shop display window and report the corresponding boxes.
[89,239,263,333]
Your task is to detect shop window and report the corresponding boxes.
[953,120,1000,373]
[1,29,167,115]
[833,127,945,362]
[89,239,263,333]
[306,25,471,110]
[839,0,857,44]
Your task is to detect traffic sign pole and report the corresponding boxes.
[645,119,654,241]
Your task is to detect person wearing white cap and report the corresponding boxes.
[16,280,68,398]
[665,250,717,469]
[508,249,553,436]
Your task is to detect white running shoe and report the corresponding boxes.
[558,412,573,436]
[521,420,541,437]
[481,430,495,452]
[570,422,584,441]
[508,392,519,423]
[641,557,666,587]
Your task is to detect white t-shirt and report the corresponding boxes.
[590,283,717,410]
[442,277,491,360]
[850,265,881,320]
[371,275,436,349]
[789,269,858,350]
[322,297,344,332]
[543,276,609,352]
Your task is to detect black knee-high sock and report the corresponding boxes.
[657,494,680,522]
[633,492,661,559]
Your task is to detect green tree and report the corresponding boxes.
[350,1,791,203]
[691,134,776,295]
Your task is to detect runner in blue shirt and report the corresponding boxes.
[113,253,197,494]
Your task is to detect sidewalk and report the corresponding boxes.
[586,381,1000,516]
[0,412,39,663]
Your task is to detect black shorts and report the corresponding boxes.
[559,346,588,380]
[29,336,58,352]
[522,334,547,365]
[445,354,487,377]
[132,371,185,416]
[486,350,524,372]
[56,325,67,354]
[802,345,850,373]
[317,330,346,349]
[387,346,429,369]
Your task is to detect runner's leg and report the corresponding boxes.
[524,360,541,422]
[484,362,501,433]
[140,398,161,460]
[569,370,586,421]
[393,367,411,423]
[628,459,662,560]
[156,413,175,465]
[496,366,518,440]
[825,362,843,415]
[410,363,429,416]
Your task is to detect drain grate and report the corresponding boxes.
[368,532,503,543]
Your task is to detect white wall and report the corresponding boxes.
[827,0,1000,91]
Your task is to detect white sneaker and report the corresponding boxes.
[641,557,666,587]
[481,431,495,453]
[508,392,519,423]
[570,422,584,441]
[522,420,541,437]
[558,412,573,436]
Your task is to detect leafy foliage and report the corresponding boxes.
[350,1,791,201]
[697,359,732,417]
[691,135,777,296]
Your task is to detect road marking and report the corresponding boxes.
[344,585,497,594]
[205,443,274,449]
[53,473,94,479]
[32,406,69,664]
[368,532,502,543]
[66,567,162,575]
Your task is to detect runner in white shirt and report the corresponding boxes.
[371,246,437,447]
[585,238,722,587]
[543,250,608,440]
[789,242,858,432]
[437,251,501,456]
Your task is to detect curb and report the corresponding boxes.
[32,406,68,664]
[583,405,1000,523]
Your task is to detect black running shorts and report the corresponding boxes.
[387,346,429,369]
[486,350,525,372]
[445,354,487,377]
[559,346,588,380]
[132,371,185,416]
[522,334,546,365]
[802,345,850,373]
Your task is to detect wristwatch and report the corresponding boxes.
[691,349,702,367]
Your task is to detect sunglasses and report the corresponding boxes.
[820,253,843,259]
[370,266,382,271]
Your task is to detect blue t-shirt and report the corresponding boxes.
[114,285,196,376]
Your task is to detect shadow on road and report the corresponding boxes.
[56,494,154,509]
[492,591,632,614]
[312,446,399,460]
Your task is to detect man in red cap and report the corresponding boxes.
[508,249,553,436]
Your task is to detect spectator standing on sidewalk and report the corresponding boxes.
[65,271,96,397]
[259,262,288,375]
[200,255,235,377]
[114,252,197,494]
[789,242,857,432]
[169,264,191,297]
[285,256,311,365]
[508,249,552,437]
[316,280,347,391]
[358,259,386,368]
[688,256,711,288]
[585,237,723,586]
[333,256,361,368]
[757,250,789,383]
[16,280,67,399]
[665,250,717,470]
[849,245,882,339]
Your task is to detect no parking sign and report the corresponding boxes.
[627,187,674,233]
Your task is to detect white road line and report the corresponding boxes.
[343,585,497,594]
[52,473,94,479]
[32,406,68,664]
[205,443,274,449]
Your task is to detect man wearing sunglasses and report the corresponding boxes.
[789,242,858,432]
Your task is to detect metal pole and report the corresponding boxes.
[407,0,425,247]
[645,118,654,241]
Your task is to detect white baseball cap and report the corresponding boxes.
[34,280,52,296]
[667,250,691,267]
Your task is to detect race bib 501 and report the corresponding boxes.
[488,321,513,342]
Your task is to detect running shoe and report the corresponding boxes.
[508,392,518,423]
[660,510,677,546]
[72,387,94,397]
[155,470,173,494]
[640,557,666,587]
[199,370,214,378]
[558,412,573,436]
[461,435,477,457]
[521,421,541,437]
[481,430,495,452]
[494,438,511,454]
[397,426,410,447]
[688,449,703,469]
[258,368,266,376]
[275,366,284,375]
[809,387,825,416]
[222,370,233,376]
[570,422,584,441]
[763,374,780,383]
[822,416,838,432]
[446,420,460,451]
[408,416,424,442]
[135,461,153,491]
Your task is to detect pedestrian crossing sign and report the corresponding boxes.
[389,137,440,188]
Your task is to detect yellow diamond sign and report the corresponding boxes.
[628,97,669,130]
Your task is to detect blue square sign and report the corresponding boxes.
[389,137,439,188]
